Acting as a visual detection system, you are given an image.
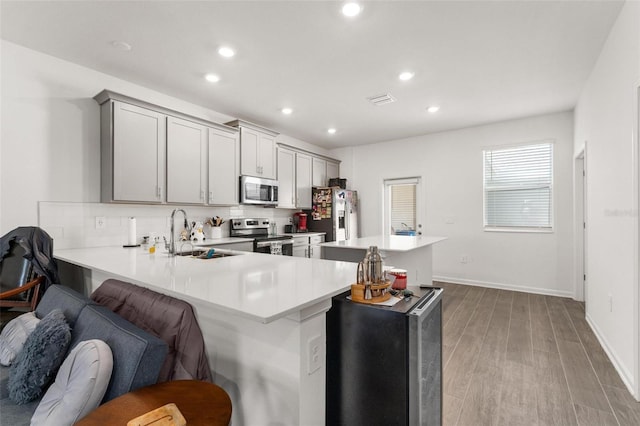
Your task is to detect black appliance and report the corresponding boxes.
[326,286,443,425]
[230,218,293,256]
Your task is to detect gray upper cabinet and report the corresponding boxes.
[326,161,340,182]
[208,128,240,205]
[166,117,207,204]
[227,120,278,180]
[277,147,296,208]
[296,153,312,209]
[95,90,239,205]
[312,157,327,187]
[105,100,166,203]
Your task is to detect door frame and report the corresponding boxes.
[382,177,423,236]
[574,146,587,303]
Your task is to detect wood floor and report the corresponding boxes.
[439,282,640,426]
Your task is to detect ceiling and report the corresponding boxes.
[0,1,624,148]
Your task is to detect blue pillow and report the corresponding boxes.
[8,309,71,404]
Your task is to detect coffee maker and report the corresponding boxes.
[293,212,308,233]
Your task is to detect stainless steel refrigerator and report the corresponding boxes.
[305,187,358,242]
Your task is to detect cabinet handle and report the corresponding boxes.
[209,191,213,201]
[310,246,313,257]
[156,186,162,199]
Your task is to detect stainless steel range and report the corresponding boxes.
[230,218,294,256]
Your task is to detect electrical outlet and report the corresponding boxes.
[95,216,106,229]
[307,334,323,375]
[460,255,468,264]
[287,217,293,224]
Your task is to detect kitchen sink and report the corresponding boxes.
[176,249,238,259]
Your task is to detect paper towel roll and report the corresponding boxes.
[127,217,137,246]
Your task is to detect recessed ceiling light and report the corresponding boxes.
[342,2,362,17]
[205,74,220,83]
[218,46,235,58]
[427,106,440,113]
[328,128,337,134]
[282,107,293,115]
[399,71,414,81]
[110,40,132,51]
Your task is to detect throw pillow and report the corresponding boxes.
[0,312,40,366]
[31,339,113,426]
[7,309,71,404]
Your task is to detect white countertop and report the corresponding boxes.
[55,246,356,324]
[320,235,447,252]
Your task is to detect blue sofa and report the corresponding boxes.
[0,285,168,425]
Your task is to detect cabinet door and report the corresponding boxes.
[296,153,312,209]
[240,128,260,177]
[208,128,239,205]
[309,235,325,259]
[312,157,327,187]
[258,133,277,179]
[166,117,207,204]
[112,101,166,202]
[292,245,308,258]
[277,148,296,208]
[326,161,340,181]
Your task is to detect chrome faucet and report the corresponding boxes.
[167,209,191,256]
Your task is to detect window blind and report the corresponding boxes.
[483,142,553,229]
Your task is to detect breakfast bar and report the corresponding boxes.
[54,247,357,426]
[321,235,447,286]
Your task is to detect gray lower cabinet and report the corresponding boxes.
[291,234,325,258]
[309,234,325,259]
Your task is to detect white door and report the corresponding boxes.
[383,177,422,236]
[113,101,166,202]
[166,117,207,204]
[208,128,239,205]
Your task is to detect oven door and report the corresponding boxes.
[255,239,294,256]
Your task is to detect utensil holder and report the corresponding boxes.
[210,227,223,239]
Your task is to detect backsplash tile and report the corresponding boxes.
[39,201,298,249]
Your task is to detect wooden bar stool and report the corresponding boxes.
[75,380,232,426]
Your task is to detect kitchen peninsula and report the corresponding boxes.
[321,235,447,286]
[54,246,357,426]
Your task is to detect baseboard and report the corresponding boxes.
[432,275,574,298]
[585,313,639,401]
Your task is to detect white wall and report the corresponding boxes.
[573,0,640,397]
[0,41,333,235]
[331,111,575,297]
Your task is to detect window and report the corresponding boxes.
[384,177,420,236]
[483,142,553,231]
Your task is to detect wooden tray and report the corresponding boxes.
[350,281,391,304]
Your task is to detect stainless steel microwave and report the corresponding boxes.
[239,176,279,206]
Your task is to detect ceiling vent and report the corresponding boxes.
[367,93,396,106]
